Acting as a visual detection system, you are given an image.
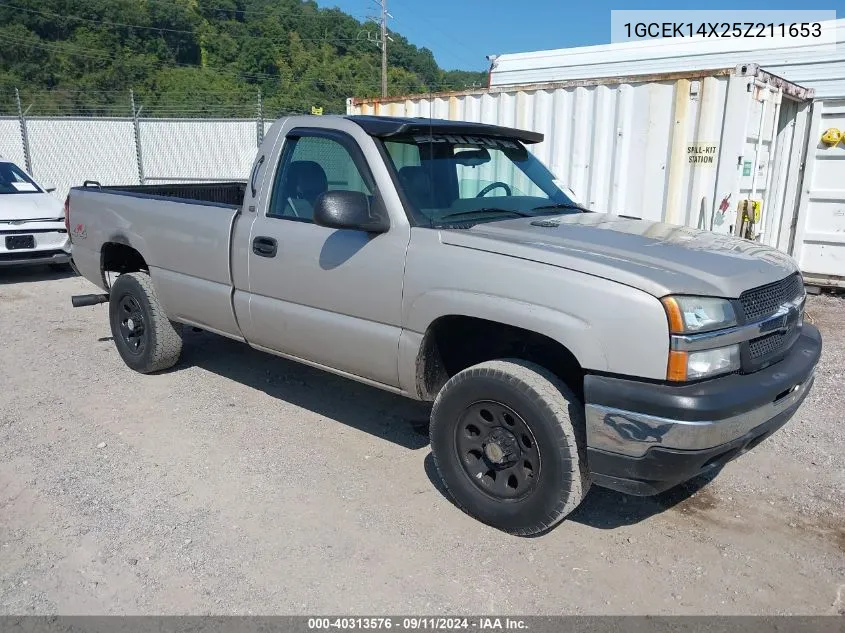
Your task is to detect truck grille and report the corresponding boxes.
[740,273,805,371]
[739,273,804,322]
[749,331,789,361]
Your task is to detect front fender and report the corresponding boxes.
[397,290,609,396]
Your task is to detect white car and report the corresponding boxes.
[0,159,70,268]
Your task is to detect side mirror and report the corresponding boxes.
[313,190,389,234]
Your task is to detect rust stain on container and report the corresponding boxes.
[665,79,691,226]
[348,67,741,107]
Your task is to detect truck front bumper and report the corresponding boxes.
[583,323,821,496]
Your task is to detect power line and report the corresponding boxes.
[1,33,466,94]
[86,0,368,21]
[1,3,484,97]
[0,1,374,44]
[0,1,196,35]
[0,32,286,83]
[361,0,392,97]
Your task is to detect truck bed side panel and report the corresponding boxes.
[70,189,242,339]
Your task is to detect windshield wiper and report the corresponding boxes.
[438,208,533,221]
[530,202,589,213]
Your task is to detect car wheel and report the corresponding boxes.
[429,359,589,535]
[108,272,183,373]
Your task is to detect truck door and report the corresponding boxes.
[241,128,408,388]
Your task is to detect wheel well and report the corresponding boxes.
[416,316,584,401]
[101,242,147,278]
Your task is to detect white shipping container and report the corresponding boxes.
[790,99,845,287]
[484,20,845,286]
[487,19,845,99]
[348,65,813,251]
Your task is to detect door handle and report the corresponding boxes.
[252,236,277,258]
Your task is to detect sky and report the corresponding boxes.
[315,0,842,71]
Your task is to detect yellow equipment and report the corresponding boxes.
[736,199,762,240]
[821,127,842,147]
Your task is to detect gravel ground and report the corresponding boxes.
[0,268,843,615]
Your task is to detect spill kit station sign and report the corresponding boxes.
[688,142,718,166]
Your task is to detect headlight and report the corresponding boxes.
[661,296,737,334]
[667,344,741,381]
[662,296,741,381]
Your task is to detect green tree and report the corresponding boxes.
[0,0,486,116]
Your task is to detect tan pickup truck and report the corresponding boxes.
[66,115,820,535]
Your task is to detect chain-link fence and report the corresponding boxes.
[0,89,273,201]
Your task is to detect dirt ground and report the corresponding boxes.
[1,267,843,615]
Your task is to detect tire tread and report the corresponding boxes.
[111,272,182,373]
[430,359,590,536]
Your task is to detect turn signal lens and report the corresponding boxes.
[661,295,737,334]
[661,297,685,334]
[667,350,688,382]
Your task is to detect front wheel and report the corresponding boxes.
[429,359,589,535]
[108,272,183,373]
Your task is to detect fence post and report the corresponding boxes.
[130,90,145,185]
[256,90,264,148]
[14,88,33,174]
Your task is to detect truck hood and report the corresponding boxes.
[0,193,63,222]
[441,213,799,298]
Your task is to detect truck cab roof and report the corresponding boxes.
[345,115,544,144]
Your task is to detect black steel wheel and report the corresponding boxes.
[108,272,183,373]
[455,401,540,501]
[430,359,589,535]
[116,294,147,356]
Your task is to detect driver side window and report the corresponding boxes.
[268,135,373,222]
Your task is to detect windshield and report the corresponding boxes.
[382,134,583,227]
[0,162,42,195]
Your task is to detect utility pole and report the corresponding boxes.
[364,0,392,96]
[379,0,388,97]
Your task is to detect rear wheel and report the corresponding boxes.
[108,272,182,373]
[429,359,589,535]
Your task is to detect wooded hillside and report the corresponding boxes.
[0,0,486,116]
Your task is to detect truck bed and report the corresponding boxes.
[85,181,246,208]
[68,181,246,339]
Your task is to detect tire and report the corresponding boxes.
[429,359,589,535]
[108,272,183,373]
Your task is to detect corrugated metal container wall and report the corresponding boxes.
[27,118,138,202]
[349,68,810,247]
[140,119,257,183]
[488,19,845,99]
[790,99,845,286]
[0,118,27,167]
[486,21,845,285]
